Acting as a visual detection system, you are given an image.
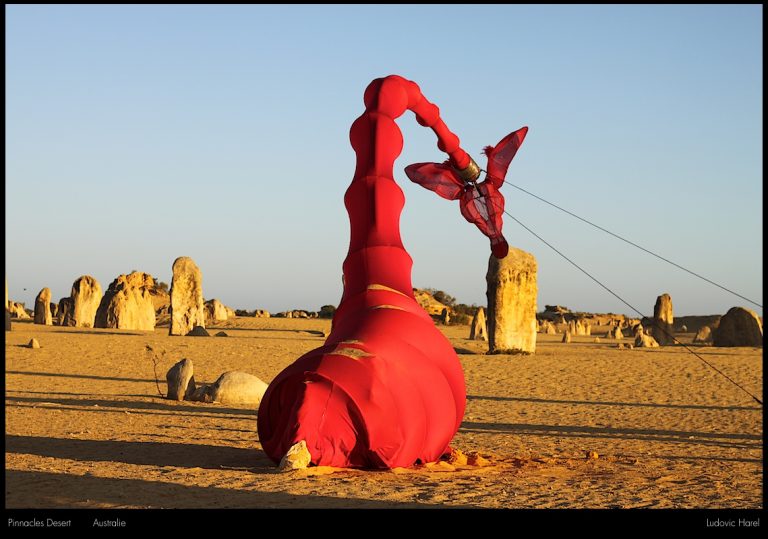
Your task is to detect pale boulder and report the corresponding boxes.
[208,371,268,406]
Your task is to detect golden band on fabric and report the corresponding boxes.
[456,157,481,183]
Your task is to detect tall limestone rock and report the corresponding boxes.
[70,276,102,328]
[469,307,488,341]
[712,307,763,347]
[34,287,53,325]
[95,272,157,330]
[486,248,538,354]
[169,256,205,336]
[652,293,675,345]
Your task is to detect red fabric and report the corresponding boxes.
[405,126,528,259]
[258,75,471,468]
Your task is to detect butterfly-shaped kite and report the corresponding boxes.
[405,126,528,259]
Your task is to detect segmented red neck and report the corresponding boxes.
[341,75,471,301]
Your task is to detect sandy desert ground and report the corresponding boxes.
[4,317,763,509]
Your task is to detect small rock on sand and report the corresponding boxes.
[214,331,228,337]
[279,440,311,471]
[28,338,41,349]
[466,452,490,467]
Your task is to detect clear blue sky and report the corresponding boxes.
[6,4,762,317]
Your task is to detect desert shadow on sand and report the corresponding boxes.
[6,435,266,470]
[7,370,156,384]
[466,394,762,411]
[5,394,257,416]
[459,421,762,449]
[4,469,443,509]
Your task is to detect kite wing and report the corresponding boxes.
[483,126,528,188]
[404,162,464,201]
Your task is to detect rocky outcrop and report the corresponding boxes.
[562,331,572,344]
[204,299,230,324]
[635,329,660,348]
[70,276,103,328]
[651,293,675,345]
[95,272,156,330]
[413,289,452,316]
[693,325,713,344]
[8,301,30,319]
[34,288,53,325]
[486,248,538,354]
[539,320,557,335]
[169,257,205,336]
[469,307,488,341]
[712,307,763,347]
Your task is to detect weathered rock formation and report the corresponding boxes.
[539,320,557,335]
[204,299,229,324]
[635,329,660,348]
[166,358,196,401]
[207,371,268,406]
[8,301,30,319]
[57,297,75,326]
[49,302,58,319]
[712,307,763,347]
[693,325,713,344]
[562,331,572,344]
[70,276,103,328]
[652,293,675,345]
[469,307,488,341]
[486,248,538,354]
[33,288,52,325]
[95,272,156,330]
[169,256,205,336]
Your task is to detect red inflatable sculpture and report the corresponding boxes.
[257,75,527,468]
